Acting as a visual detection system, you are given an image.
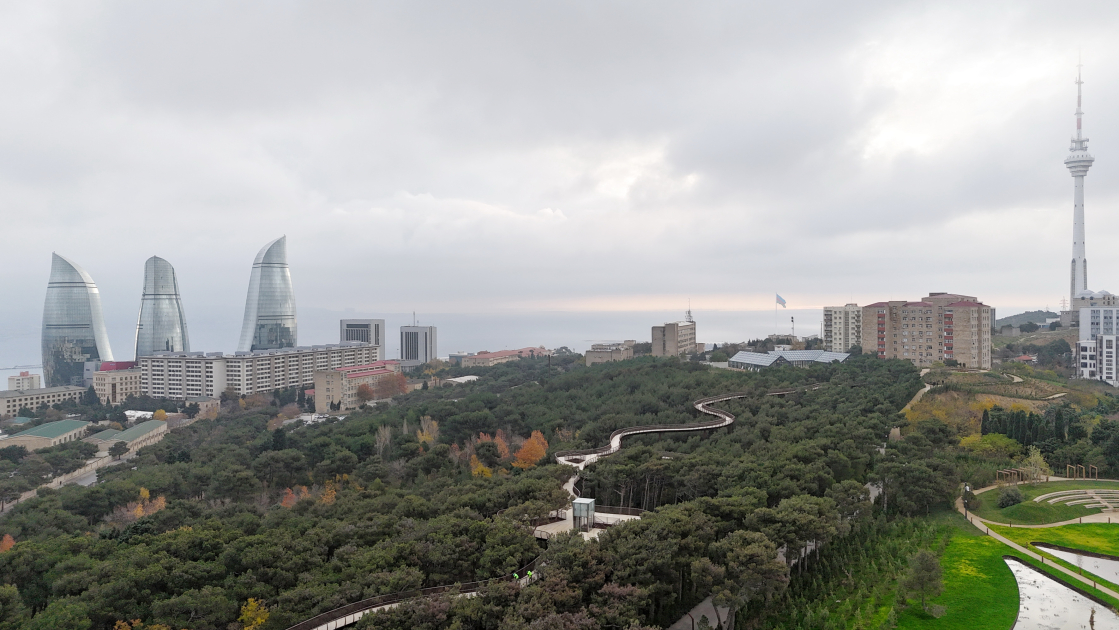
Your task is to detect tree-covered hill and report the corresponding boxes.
[0,356,956,630]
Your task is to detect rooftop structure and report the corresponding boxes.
[41,253,115,386]
[238,236,297,352]
[728,349,849,371]
[4,419,89,451]
[135,256,191,359]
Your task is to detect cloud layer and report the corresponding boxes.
[1,1,1117,362]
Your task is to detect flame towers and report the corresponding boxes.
[1066,65,1095,305]
[134,256,190,359]
[41,253,115,386]
[237,236,297,352]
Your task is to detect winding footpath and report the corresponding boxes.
[286,389,765,630]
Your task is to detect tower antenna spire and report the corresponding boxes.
[1065,58,1094,312]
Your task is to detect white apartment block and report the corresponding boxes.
[822,304,862,352]
[139,343,379,400]
[400,326,437,369]
[1077,306,1119,385]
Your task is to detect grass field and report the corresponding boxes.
[896,518,1018,630]
[897,513,1119,630]
[969,480,1119,525]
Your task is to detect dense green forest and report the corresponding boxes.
[0,355,979,629]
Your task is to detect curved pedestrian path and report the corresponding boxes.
[286,388,771,630]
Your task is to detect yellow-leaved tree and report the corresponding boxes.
[153,409,167,421]
[470,454,493,478]
[238,598,269,630]
[512,431,549,469]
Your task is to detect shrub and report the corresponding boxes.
[997,486,1024,508]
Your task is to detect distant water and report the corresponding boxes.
[0,309,823,367]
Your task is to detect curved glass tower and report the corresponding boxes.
[41,253,115,386]
[134,256,190,359]
[237,236,297,351]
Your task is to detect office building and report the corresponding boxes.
[3,419,89,451]
[861,293,991,369]
[1,386,85,417]
[93,367,143,405]
[460,346,552,368]
[7,372,39,391]
[139,343,378,400]
[652,321,696,357]
[400,325,437,368]
[135,256,191,359]
[340,319,385,359]
[41,253,115,386]
[238,236,297,352]
[822,304,862,352]
[314,360,402,412]
[585,341,635,366]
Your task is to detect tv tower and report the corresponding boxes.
[1065,61,1095,306]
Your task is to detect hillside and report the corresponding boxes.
[994,310,1058,328]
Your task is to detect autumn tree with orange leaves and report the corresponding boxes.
[512,431,548,469]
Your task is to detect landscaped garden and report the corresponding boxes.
[989,522,1119,594]
[968,480,1119,525]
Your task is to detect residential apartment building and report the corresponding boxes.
[1,386,85,417]
[93,366,143,405]
[6,371,39,391]
[822,304,862,352]
[400,326,438,369]
[139,343,379,400]
[861,293,991,369]
[314,360,402,412]
[652,321,696,357]
[585,341,635,366]
[1077,305,1119,385]
[461,346,552,368]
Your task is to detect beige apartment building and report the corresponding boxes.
[652,321,696,357]
[7,371,39,391]
[314,360,402,412]
[861,293,992,369]
[0,386,85,418]
[585,341,635,366]
[93,368,143,405]
[822,304,862,352]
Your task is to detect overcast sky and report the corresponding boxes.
[2,1,1119,364]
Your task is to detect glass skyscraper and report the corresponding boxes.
[237,236,297,351]
[134,256,190,359]
[41,253,115,386]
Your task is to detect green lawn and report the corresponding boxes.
[897,513,1119,630]
[969,480,1119,525]
[897,517,1018,630]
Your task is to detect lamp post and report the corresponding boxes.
[964,484,970,520]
